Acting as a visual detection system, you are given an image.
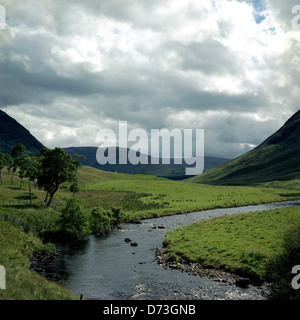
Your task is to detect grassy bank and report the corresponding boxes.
[0,221,78,300]
[162,206,300,281]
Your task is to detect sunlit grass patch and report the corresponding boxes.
[163,206,300,280]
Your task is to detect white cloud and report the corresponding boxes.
[0,0,299,158]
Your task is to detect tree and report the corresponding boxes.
[72,154,87,170]
[58,199,90,243]
[37,148,77,207]
[22,157,39,205]
[70,178,80,198]
[0,153,12,185]
[11,143,26,158]
[10,143,26,185]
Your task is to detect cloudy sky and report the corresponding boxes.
[0,0,299,159]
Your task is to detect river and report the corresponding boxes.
[35,200,300,300]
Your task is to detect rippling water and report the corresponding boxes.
[38,200,300,300]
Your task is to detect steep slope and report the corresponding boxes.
[189,109,300,185]
[0,110,45,156]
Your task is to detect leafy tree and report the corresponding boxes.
[10,143,26,184]
[37,148,77,207]
[57,199,90,243]
[70,178,80,198]
[22,156,39,205]
[11,143,26,158]
[0,153,12,185]
[72,154,87,170]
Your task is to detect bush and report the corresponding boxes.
[266,220,300,300]
[90,206,124,235]
[110,206,124,226]
[57,199,91,243]
[90,207,113,235]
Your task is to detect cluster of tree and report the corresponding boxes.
[2,143,126,244]
[41,199,125,243]
[0,143,85,207]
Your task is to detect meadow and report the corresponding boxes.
[78,167,300,222]
[0,165,299,299]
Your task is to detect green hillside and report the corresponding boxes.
[189,109,300,185]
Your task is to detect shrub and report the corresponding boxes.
[57,199,91,243]
[266,220,300,300]
[110,206,124,226]
[90,207,112,235]
[90,206,124,235]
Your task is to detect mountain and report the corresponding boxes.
[63,146,230,180]
[0,109,229,178]
[0,110,45,156]
[189,109,300,185]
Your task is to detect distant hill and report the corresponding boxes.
[64,146,230,180]
[189,109,300,185]
[0,110,45,156]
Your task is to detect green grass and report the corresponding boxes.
[0,165,299,299]
[255,179,300,190]
[163,206,300,281]
[0,221,78,300]
[79,169,300,221]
